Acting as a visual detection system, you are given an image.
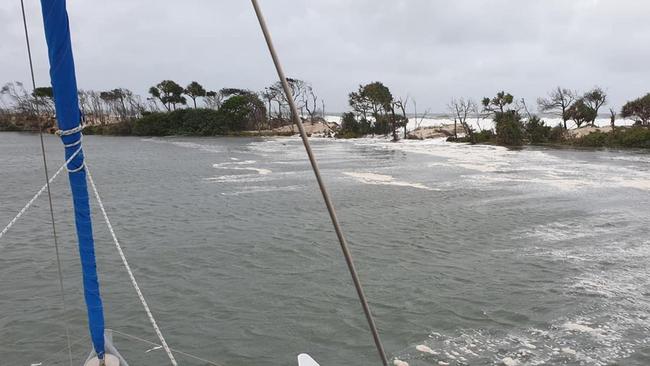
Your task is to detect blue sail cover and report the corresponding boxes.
[40,0,105,358]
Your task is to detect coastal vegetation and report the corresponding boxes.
[441,88,650,148]
[1,78,650,149]
[337,81,408,140]
[0,78,325,136]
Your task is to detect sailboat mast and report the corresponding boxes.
[39,0,106,360]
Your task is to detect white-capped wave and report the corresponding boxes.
[343,172,436,191]
[212,161,272,175]
[220,185,303,196]
[142,138,223,153]
[355,138,650,193]
[205,174,270,183]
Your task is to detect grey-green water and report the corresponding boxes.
[1,132,649,366]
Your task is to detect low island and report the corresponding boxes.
[2,79,649,149]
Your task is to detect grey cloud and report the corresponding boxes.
[1,0,648,113]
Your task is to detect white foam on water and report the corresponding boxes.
[324,115,637,132]
[560,347,577,355]
[212,161,272,176]
[213,160,257,167]
[610,176,650,191]
[396,305,648,366]
[607,155,650,164]
[521,341,536,350]
[149,136,650,194]
[219,185,304,196]
[205,174,270,183]
[343,172,437,191]
[562,321,607,338]
[517,221,600,243]
[416,345,438,355]
[493,226,649,364]
[232,167,272,175]
[358,138,650,194]
[501,356,519,366]
[142,138,223,153]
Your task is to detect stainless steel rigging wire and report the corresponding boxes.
[19,1,73,364]
[250,1,389,365]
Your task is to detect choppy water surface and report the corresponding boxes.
[1,132,649,366]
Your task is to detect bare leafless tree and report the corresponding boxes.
[85,90,106,124]
[264,84,286,121]
[449,97,476,143]
[521,98,534,120]
[304,84,319,122]
[411,98,430,131]
[125,92,146,119]
[261,87,277,119]
[394,96,409,139]
[473,101,492,132]
[537,87,576,130]
[78,90,90,121]
[205,90,224,110]
[1,82,36,116]
[145,97,160,112]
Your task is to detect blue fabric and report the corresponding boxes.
[40,0,105,358]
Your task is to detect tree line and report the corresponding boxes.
[336,82,650,144]
[145,79,325,125]
[0,78,326,132]
[2,78,649,147]
[445,87,650,147]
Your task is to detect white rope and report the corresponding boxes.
[111,329,224,366]
[85,166,178,366]
[56,125,84,136]
[63,134,83,148]
[0,146,82,242]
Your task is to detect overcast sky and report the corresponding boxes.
[1,0,649,113]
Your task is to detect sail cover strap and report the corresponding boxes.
[40,0,106,358]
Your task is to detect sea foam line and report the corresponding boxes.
[343,172,437,191]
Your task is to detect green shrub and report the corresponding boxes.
[573,126,650,148]
[130,109,229,136]
[132,112,173,136]
[0,121,21,131]
[575,131,608,147]
[372,114,392,135]
[495,111,523,146]
[446,135,471,143]
[548,124,565,143]
[474,129,495,143]
[616,126,650,148]
[84,121,133,135]
[525,116,551,144]
[82,125,101,135]
[107,120,134,135]
[336,112,371,138]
